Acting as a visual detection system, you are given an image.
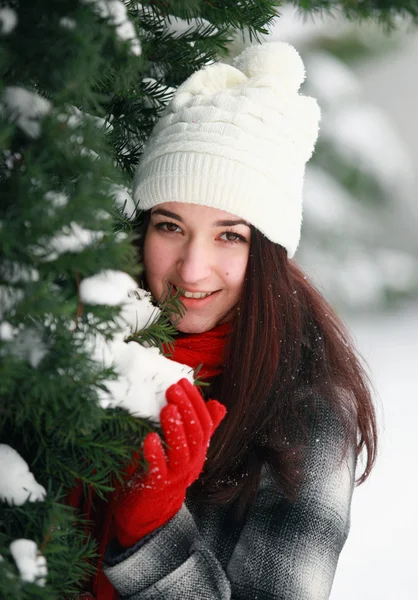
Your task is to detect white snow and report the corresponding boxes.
[0,322,17,341]
[303,166,367,231]
[141,78,176,109]
[322,103,414,190]
[78,273,191,420]
[58,105,113,134]
[81,273,160,333]
[110,184,137,218]
[163,15,218,38]
[9,539,47,586]
[83,0,141,55]
[59,17,76,30]
[0,285,24,319]
[1,261,39,284]
[31,222,104,262]
[305,52,361,106]
[80,270,139,306]
[0,7,17,34]
[0,445,46,506]
[0,87,51,138]
[79,271,192,420]
[97,340,194,421]
[330,304,418,599]
[44,190,68,209]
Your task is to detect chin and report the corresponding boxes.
[174,317,217,334]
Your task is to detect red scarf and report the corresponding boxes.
[164,321,231,380]
[70,322,231,599]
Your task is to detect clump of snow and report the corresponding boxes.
[44,190,68,209]
[0,7,17,34]
[0,87,51,138]
[2,149,22,174]
[0,322,17,341]
[0,285,24,319]
[120,288,160,334]
[97,338,193,422]
[1,260,39,284]
[31,222,104,262]
[80,270,139,306]
[10,539,47,586]
[18,329,47,367]
[0,445,46,506]
[79,272,193,420]
[83,0,141,55]
[110,184,137,218]
[80,271,160,333]
[1,325,47,367]
[60,16,76,30]
[57,105,113,134]
[141,77,176,110]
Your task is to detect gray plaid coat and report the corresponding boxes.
[104,396,356,599]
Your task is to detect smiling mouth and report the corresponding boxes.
[171,284,219,299]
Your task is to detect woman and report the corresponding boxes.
[96,42,377,599]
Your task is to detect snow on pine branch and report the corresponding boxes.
[10,539,47,586]
[31,222,104,262]
[163,15,219,38]
[79,271,193,422]
[110,184,137,219]
[0,7,17,34]
[58,104,113,134]
[82,0,142,56]
[0,87,51,139]
[0,445,46,506]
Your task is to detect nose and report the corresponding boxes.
[176,237,212,285]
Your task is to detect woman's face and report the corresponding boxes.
[143,202,251,333]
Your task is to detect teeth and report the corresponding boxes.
[183,290,213,299]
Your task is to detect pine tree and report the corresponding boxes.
[0,1,278,597]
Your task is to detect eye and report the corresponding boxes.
[154,221,182,234]
[219,231,247,244]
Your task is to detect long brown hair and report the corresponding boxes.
[137,214,377,519]
[198,226,377,518]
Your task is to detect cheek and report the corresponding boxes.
[143,233,170,282]
[223,253,249,292]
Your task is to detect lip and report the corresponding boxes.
[171,284,221,309]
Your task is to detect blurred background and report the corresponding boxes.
[249,6,418,599]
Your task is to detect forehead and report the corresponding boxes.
[151,202,249,225]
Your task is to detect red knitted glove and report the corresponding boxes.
[112,378,226,548]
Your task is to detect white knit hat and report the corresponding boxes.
[133,42,320,258]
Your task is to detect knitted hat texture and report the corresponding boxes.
[133,42,320,257]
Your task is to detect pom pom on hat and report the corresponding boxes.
[233,42,306,94]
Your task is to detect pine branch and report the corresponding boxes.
[289,0,418,27]
[126,284,186,352]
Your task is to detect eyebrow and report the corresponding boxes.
[151,208,250,228]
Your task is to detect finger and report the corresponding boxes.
[166,383,204,454]
[142,432,168,485]
[177,379,213,441]
[160,403,190,472]
[206,400,227,433]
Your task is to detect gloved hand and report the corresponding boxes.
[112,378,226,548]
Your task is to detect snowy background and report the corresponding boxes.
[262,6,418,599]
[331,304,418,600]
